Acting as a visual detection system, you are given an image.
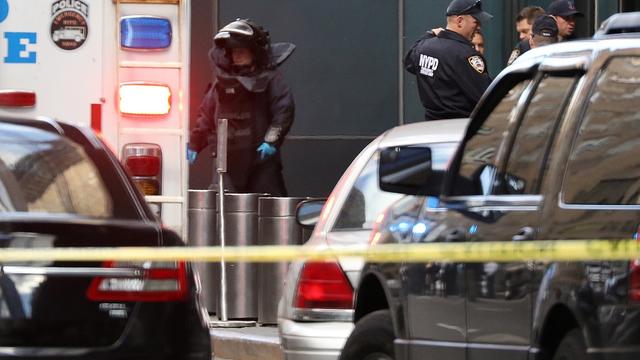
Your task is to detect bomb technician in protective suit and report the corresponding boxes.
[188,19,295,196]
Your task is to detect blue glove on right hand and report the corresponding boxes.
[187,146,197,165]
[256,142,277,160]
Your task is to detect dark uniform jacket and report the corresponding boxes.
[404,29,492,121]
[507,38,531,66]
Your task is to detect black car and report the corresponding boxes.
[0,116,211,359]
[342,14,640,360]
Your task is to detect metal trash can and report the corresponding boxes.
[187,190,217,314]
[218,193,262,320]
[257,197,310,324]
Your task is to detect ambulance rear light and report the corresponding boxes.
[120,16,172,50]
[119,82,171,116]
[125,156,160,176]
[0,90,36,107]
[122,143,162,196]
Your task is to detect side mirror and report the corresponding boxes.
[379,146,442,196]
[296,199,326,228]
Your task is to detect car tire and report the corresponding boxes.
[339,309,395,360]
[553,329,586,360]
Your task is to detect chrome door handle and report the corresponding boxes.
[512,227,534,241]
[445,230,465,242]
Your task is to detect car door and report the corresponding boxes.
[459,72,583,360]
[404,72,533,360]
[537,55,640,349]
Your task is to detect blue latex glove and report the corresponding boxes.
[256,142,277,160]
[186,145,197,165]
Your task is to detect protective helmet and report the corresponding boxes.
[214,19,271,69]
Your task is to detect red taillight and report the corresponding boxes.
[87,261,188,302]
[125,156,160,176]
[122,143,162,195]
[294,261,353,309]
[630,259,640,302]
[0,90,36,107]
[630,230,640,302]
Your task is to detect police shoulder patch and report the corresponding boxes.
[468,55,485,74]
[507,49,520,66]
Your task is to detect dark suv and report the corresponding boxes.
[341,14,640,360]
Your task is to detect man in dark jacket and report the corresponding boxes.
[189,19,295,196]
[404,0,493,121]
[548,0,583,41]
[507,5,545,66]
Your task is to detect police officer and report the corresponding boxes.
[548,0,583,41]
[507,6,545,66]
[188,19,295,196]
[529,15,559,49]
[404,0,493,121]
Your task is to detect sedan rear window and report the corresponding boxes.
[0,130,113,217]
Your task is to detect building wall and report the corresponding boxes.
[190,0,632,196]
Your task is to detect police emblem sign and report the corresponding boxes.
[468,55,485,74]
[50,0,89,51]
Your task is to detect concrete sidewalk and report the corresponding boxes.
[210,325,283,360]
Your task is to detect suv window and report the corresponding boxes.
[453,79,530,195]
[0,132,113,217]
[497,74,578,195]
[564,56,640,205]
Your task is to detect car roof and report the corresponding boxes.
[511,36,640,70]
[594,11,640,38]
[378,118,469,148]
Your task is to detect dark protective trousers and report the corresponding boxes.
[211,149,287,196]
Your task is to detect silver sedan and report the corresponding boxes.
[277,118,468,360]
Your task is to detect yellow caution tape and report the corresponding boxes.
[0,240,638,263]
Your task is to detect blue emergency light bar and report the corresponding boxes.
[120,16,172,50]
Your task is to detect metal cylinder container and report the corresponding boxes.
[187,190,217,313]
[257,197,310,324]
[218,192,262,319]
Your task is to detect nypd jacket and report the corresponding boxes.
[404,29,492,120]
[190,43,295,153]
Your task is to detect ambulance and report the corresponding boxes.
[0,0,190,238]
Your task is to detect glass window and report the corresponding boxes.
[497,75,577,195]
[333,142,457,230]
[564,57,640,205]
[453,79,530,195]
[0,134,113,217]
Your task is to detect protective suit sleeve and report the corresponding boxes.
[264,71,295,147]
[189,86,217,153]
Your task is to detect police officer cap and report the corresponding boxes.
[446,0,493,23]
[532,15,559,38]
[547,0,583,17]
[214,19,255,49]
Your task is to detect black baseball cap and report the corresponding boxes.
[446,0,493,23]
[532,15,559,38]
[547,0,583,18]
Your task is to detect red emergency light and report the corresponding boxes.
[0,90,36,107]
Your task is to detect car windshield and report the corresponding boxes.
[0,126,113,217]
[333,141,458,230]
